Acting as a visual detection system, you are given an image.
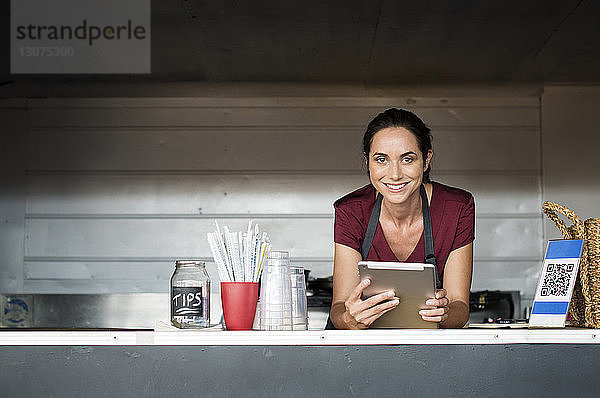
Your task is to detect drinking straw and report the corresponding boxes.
[213,221,234,281]
[244,221,253,282]
[207,232,231,282]
[207,220,271,283]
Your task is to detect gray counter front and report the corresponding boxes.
[1,329,599,397]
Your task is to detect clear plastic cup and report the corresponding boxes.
[259,251,293,331]
[290,266,308,330]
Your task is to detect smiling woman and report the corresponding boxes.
[329,108,475,330]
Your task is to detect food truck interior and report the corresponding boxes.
[1,2,600,395]
[2,0,600,328]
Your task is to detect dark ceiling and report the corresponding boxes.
[2,0,600,94]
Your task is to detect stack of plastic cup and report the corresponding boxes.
[252,298,261,330]
[290,266,308,330]
[259,251,293,331]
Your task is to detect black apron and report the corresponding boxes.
[325,184,440,330]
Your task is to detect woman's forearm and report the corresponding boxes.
[330,302,351,329]
[439,300,469,328]
[333,300,468,329]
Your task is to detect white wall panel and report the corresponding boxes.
[432,128,540,170]
[434,173,541,214]
[473,218,543,259]
[27,173,538,215]
[0,102,28,292]
[27,127,538,171]
[24,261,175,280]
[23,279,170,294]
[27,128,365,171]
[25,217,539,260]
[542,87,600,226]
[27,99,538,128]
[26,174,367,214]
[24,259,335,283]
[471,260,541,301]
[25,218,334,258]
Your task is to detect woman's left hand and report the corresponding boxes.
[419,289,449,323]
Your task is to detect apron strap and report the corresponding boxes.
[420,184,441,289]
[361,193,383,260]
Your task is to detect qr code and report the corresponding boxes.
[540,263,575,297]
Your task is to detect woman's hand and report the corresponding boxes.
[419,289,449,323]
[342,278,400,329]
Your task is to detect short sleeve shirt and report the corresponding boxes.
[334,182,475,279]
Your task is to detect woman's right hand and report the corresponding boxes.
[342,278,400,329]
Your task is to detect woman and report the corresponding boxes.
[329,108,474,329]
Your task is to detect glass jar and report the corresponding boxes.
[170,260,210,328]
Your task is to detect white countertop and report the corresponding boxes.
[1,328,600,346]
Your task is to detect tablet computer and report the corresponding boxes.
[358,261,437,329]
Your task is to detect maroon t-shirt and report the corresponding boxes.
[334,182,475,279]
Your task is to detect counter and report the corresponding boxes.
[2,327,600,345]
[2,329,600,397]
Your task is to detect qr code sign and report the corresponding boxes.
[540,263,575,297]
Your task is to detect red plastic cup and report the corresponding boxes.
[220,282,259,331]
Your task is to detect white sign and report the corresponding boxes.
[11,0,150,73]
[529,239,584,328]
